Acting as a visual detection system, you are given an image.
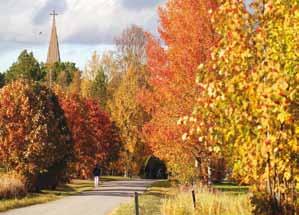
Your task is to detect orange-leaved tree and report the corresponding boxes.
[0,80,73,191]
[139,0,218,182]
[55,87,117,178]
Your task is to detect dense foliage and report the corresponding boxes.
[1,1,297,213]
[55,87,118,178]
[140,0,218,181]
[5,50,44,82]
[183,0,299,213]
[0,79,121,187]
[46,62,79,87]
[90,68,108,108]
[109,67,150,175]
[0,80,73,191]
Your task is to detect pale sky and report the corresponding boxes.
[0,0,252,73]
[0,0,165,72]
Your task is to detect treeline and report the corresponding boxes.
[0,25,150,191]
[137,0,298,214]
[0,79,120,191]
[0,0,298,213]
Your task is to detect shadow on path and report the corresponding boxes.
[1,179,158,215]
[76,179,156,198]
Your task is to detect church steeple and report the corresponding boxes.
[47,10,60,64]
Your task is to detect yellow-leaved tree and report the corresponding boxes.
[185,0,299,214]
[109,66,150,176]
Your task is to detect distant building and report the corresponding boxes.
[47,10,60,65]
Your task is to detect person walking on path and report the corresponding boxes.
[93,164,101,188]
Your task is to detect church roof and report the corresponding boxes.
[47,11,60,64]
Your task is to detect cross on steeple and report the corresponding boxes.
[50,10,59,18]
[47,10,61,65]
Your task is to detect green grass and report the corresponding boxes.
[212,182,249,194]
[0,179,94,212]
[100,176,130,182]
[111,180,174,215]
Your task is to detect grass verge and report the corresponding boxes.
[212,182,249,194]
[101,176,130,182]
[0,193,59,213]
[112,181,252,215]
[161,187,251,215]
[111,180,174,215]
[0,176,130,213]
[0,179,94,212]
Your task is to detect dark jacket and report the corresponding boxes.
[93,166,101,177]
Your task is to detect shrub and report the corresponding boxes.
[0,172,27,199]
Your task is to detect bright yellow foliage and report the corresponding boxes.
[108,66,149,175]
[186,0,299,213]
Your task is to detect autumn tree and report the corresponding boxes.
[109,67,150,176]
[5,50,44,82]
[56,70,69,89]
[90,68,108,107]
[55,91,93,178]
[100,51,121,82]
[82,25,147,107]
[84,99,116,168]
[103,122,122,175]
[68,70,81,94]
[115,25,147,69]
[81,51,102,99]
[81,51,110,107]
[139,0,217,182]
[45,62,79,88]
[81,78,93,98]
[83,51,102,81]
[185,0,299,213]
[0,80,73,191]
[55,88,116,178]
[107,25,150,176]
[102,52,123,99]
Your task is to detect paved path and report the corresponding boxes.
[1,179,156,215]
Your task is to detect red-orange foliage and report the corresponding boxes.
[140,0,217,178]
[84,99,112,162]
[55,88,115,178]
[0,81,73,190]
